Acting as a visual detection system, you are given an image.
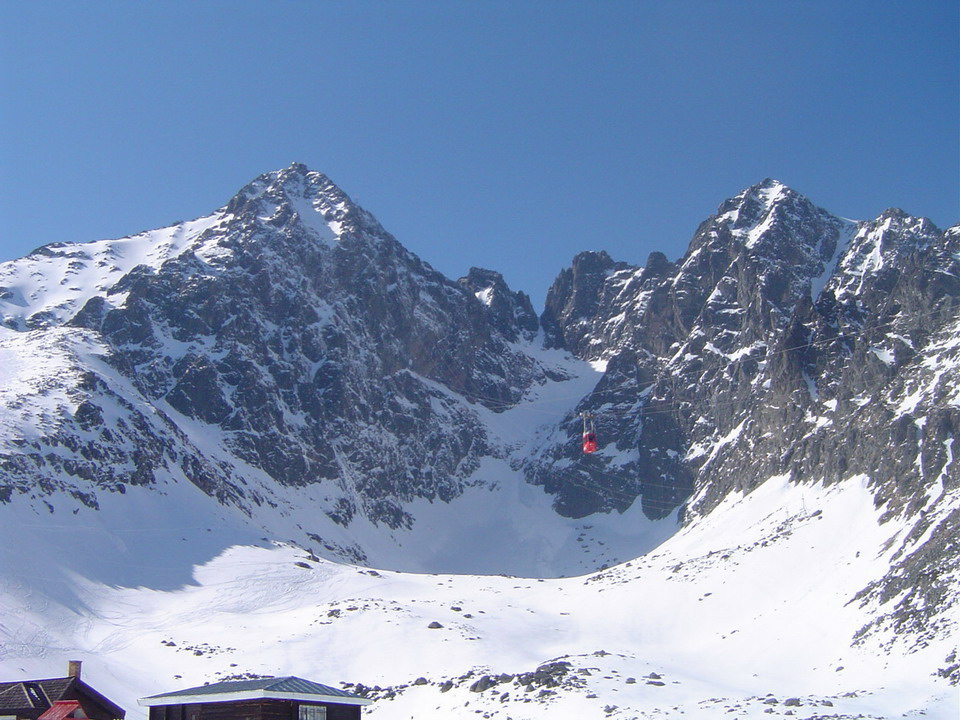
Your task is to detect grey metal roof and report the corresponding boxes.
[144,676,361,701]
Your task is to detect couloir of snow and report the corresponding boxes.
[1,473,956,719]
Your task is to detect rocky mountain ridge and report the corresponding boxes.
[1,166,570,560]
[0,166,955,583]
[529,179,958,662]
[0,165,957,703]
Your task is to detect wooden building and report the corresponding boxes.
[138,677,371,720]
[0,662,125,720]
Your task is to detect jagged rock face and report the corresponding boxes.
[531,180,959,653]
[0,169,955,583]
[530,180,958,519]
[1,164,555,531]
[541,250,631,354]
[529,181,854,516]
[459,267,539,343]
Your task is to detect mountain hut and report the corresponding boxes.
[0,661,125,720]
[138,677,371,720]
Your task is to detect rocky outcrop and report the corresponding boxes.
[0,164,557,532]
[528,180,958,522]
[0,169,955,611]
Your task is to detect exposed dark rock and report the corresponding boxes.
[2,164,556,535]
[0,167,955,666]
[469,676,496,693]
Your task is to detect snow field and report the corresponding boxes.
[0,172,956,719]
[0,213,225,330]
[2,473,955,719]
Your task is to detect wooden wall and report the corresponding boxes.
[148,699,361,720]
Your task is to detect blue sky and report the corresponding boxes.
[1,0,957,308]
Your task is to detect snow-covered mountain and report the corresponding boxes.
[0,164,672,577]
[0,165,956,717]
[532,180,959,663]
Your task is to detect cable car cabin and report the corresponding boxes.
[582,432,598,454]
[580,412,598,454]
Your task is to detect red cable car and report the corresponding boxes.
[582,431,598,454]
[581,412,598,454]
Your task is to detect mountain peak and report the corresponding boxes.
[716,178,797,221]
[285,160,312,176]
[230,163,342,207]
[223,164,387,245]
[705,178,844,259]
[755,176,788,190]
[458,267,539,342]
[272,162,335,196]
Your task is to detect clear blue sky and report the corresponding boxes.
[1,0,957,308]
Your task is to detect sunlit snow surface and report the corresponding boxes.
[0,213,225,330]
[0,176,956,717]
[1,475,956,719]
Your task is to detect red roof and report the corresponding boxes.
[38,700,82,720]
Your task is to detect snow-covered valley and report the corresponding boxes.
[1,473,955,718]
[0,165,957,718]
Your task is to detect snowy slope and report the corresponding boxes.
[0,474,955,719]
[0,167,956,718]
[0,213,226,331]
[0,323,675,578]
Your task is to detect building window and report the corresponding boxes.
[299,705,327,720]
